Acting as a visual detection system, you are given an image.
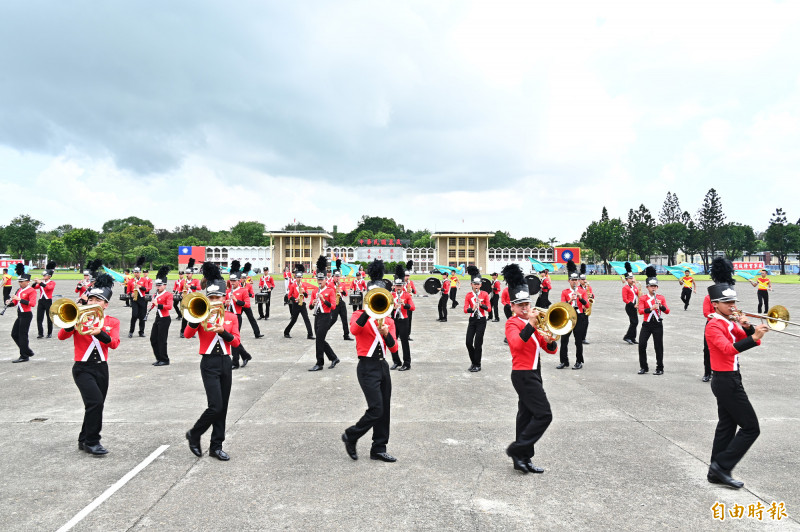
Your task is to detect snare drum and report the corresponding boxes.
[119,293,129,301]
[255,292,270,304]
[349,292,363,306]
[145,295,153,303]
[173,293,182,303]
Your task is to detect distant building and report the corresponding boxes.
[431,232,494,272]
[267,230,333,272]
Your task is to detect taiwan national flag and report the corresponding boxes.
[555,247,581,264]
[178,246,206,265]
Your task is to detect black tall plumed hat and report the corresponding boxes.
[201,262,226,296]
[502,263,530,304]
[87,272,114,302]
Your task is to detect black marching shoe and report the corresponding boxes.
[78,442,85,451]
[390,364,400,370]
[702,374,711,382]
[255,334,264,339]
[637,368,648,374]
[46,334,52,338]
[128,333,133,338]
[241,355,251,368]
[210,449,230,461]
[343,336,353,341]
[138,332,145,338]
[525,461,545,473]
[284,333,291,338]
[308,365,324,371]
[85,443,108,455]
[186,431,202,457]
[654,369,664,375]
[329,358,340,369]
[342,434,358,460]
[556,362,569,369]
[398,365,410,371]
[12,356,29,363]
[468,365,475,371]
[631,340,638,344]
[582,340,590,345]
[506,448,528,474]
[231,364,240,370]
[624,338,634,345]
[37,335,44,339]
[709,462,743,489]
[154,361,170,366]
[307,335,315,340]
[370,451,397,463]
[572,362,583,370]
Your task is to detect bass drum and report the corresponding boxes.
[424,277,442,295]
[480,277,493,294]
[525,274,542,296]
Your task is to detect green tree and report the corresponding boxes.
[131,245,160,269]
[281,221,324,231]
[412,232,433,248]
[718,223,756,261]
[582,207,626,274]
[695,188,726,271]
[210,231,237,246]
[47,238,71,266]
[104,225,157,266]
[231,221,269,246]
[627,204,657,262]
[658,191,683,224]
[681,212,703,266]
[5,214,43,260]
[489,231,516,248]
[63,228,99,270]
[654,222,687,266]
[102,217,154,234]
[88,242,122,268]
[764,208,800,274]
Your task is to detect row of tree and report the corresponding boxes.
[581,189,800,274]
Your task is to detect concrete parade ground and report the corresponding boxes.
[0,280,798,531]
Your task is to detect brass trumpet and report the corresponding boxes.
[532,302,578,342]
[364,286,393,327]
[49,298,105,334]
[180,292,225,331]
[733,305,800,338]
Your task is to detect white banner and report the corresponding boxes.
[354,247,406,262]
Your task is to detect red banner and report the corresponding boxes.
[554,247,581,264]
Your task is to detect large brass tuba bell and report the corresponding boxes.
[534,302,578,341]
[180,292,224,330]
[49,298,105,334]
[363,286,393,326]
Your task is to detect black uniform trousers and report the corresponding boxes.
[231,314,252,366]
[392,317,411,368]
[703,321,711,377]
[150,314,171,363]
[257,291,271,318]
[503,304,512,319]
[241,306,261,337]
[72,361,109,446]
[36,298,53,337]
[624,302,639,341]
[559,313,587,365]
[129,297,147,334]
[535,290,551,309]
[489,294,499,320]
[508,369,552,460]
[11,310,35,358]
[710,371,760,472]
[314,312,336,366]
[407,309,413,336]
[284,302,313,337]
[438,293,449,320]
[331,299,350,338]
[638,319,664,372]
[344,356,392,453]
[189,353,232,451]
[449,287,458,308]
[173,294,182,318]
[680,287,693,309]
[2,286,11,304]
[757,290,769,314]
[466,316,487,367]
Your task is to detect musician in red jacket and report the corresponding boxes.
[403,262,416,337]
[237,262,262,339]
[226,268,253,369]
[534,269,552,309]
[283,265,314,339]
[58,273,120,455]
[172,269,185,319]
[148,266,172,366]
[9,265,37,363]
[341,260,399,463]
[331,268,354,341]
[75,269,92,301]
[464,266,491,372]
[437,271,451,322]
[502,263,558,474]
[637,271,670,375]
[257,267,275,319]
[704,279,768,489]
[180,260,201,336]
[558,268,588,370]
[391,265,415,371]
[32,260,57,338]
[185,263,241,461]
[351,272,368,312]
[127,257,148,338]
[622,269,640,344]
[488,272,501,322]
[309,262,340,371]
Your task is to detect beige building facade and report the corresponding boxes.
[268,231,333,272]
[431,232,494,272]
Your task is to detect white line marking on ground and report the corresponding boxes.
[56,444,169,532]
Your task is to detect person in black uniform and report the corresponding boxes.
[436,270,449,322]
[32,261,57,339]
[8,264,37,363]
[148,266,172,366]
[284,264,314,339]
[330,263,354,341]
[128,256,148,338]
[309,257,340,371]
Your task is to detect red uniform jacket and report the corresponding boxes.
[354,279,368,292]
[622,283,639,305]
[33,279,56,300]
[337,282,348,300]
[311,285,336,314]
[492,280,501,295]
[184,311,241,355]
[173,278,183,292]
[58,315,121,362]
[392,290,415,320]
[227,286,249,314]
[287,282,309,305]
[501,287,510,306]
[150,289,173,318]
[561,287,589,314]
[464,290,491,318]
[244,283,254,307]
[142,276,153,292]
[406,279,417,295]
[185,278,201,292]
[349,310,399,358]
[706,314,760,372]
[14,286,37,312]
[638,293,670,322]
[259,275,275,290]
[127,277,147,299]
[441,278,451,294]
[76,279,91,298]
[702,294,713,319]
[506,316,558,370]
[540,277,552,293]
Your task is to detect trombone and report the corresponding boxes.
[180,292,225,331]
[49,298,105,334]
[733,305,800,338]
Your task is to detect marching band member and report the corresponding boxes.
[185,262,241,461]
[238,263,263,339]
[122,269,132,307]
[284,265,314,340]
[76,269,92,302]
[331,264,354,341]
[679,269,697,311]
[701,258,733,383]
[621,262,640,345]
[464,266,491,372]
[558,262,588,370]
[449,270,460,309]
[749,269,772,314]
[489,272,501,322]
[258,267,275,320]
[637,268,669,375]
[32,261,57,339]
[2,268,12,304]
[8,263,36,363]
[534,269,552,308]
[173,268,185,319]
[58,273,120,455]
[501,285,511,319]
[705,270,768,489]
[283,266,292,305]
[309,257,339,372]
[341,259,400,463]
[503,263,558,474]
[436,271,450,322]
[149,266,172,366]
[352,271,368,312]
[579,266,593,345]
[390,264,414,371]
[180,260,201,337]
[225,264,253,369]
[403,261,416,338]
[127,256,148,338]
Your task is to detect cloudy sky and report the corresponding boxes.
[1,1,799,242]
